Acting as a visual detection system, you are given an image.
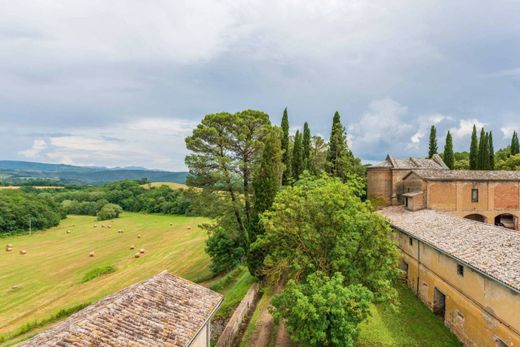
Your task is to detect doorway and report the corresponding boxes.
[433,288,446,320]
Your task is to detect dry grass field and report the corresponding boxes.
[0,213,211,343]
[143,182,188,189]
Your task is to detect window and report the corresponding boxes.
[457,264,464,277]
[409,237,413,246]
[471,188,479,203]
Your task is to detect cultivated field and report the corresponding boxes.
[0,213,211,341]
[143,182,188,189]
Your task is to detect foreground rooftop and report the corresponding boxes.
[21,272,223,347]
[379,206,520,293]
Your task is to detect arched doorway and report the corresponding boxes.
[464,214,486,223]
[494,214,517,230]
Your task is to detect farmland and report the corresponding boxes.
[0,212,211,342]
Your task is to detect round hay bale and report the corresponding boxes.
[139,248,145,254]
[93,225,97,228]
[118,229,123,233]
[66,230,71,234]
[107,226,111,229]
[7,244,13,248]
[101,225,105,228]
[187,226,192,230]
[129,245,135,250]
[134,253,140,258]
[19,250,27,255]
[170,223,173,226]
[137,234,141,239]
[89,251,95,257]
[6,247,13,252]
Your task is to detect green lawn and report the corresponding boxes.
[0,213,211,343]
[210,266,256,320]
[358,284,462,346]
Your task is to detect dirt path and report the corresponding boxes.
[274,320,292,347]
[247,306,275,347]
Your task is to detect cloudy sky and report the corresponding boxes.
[2,1,520,170]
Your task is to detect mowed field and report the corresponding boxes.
[0,213,211,340]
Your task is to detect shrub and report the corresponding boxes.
[81,265,116,283]
[205,227,245,274]
[96,203,123,221]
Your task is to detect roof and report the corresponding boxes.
[20,272,223,347]
[407,169,520,181]
[370,154,448,170]
[379,207,520,293]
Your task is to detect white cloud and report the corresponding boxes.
[409,113,446,148]
[450,118,486,139]
[19,139,47,158]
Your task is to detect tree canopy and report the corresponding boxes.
[428,125,438,158]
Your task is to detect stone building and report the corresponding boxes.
[401,170,520,230]
[380,207,520,346]
[367,154,448,206]
[20,272,223,347]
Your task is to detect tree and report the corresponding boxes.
[478,128,490,170]
[248,128,282,277]
[489,131,495,170]
[292,130,304,180]
[303,122,311,171]
[443,131,454,169]
[309,135,328,175]
[185,110,270,252]
[256,174,400,300]
[428,125,438,158]
[281,108,292,185]
[205,227,245,274]
[511,131,520,156]
[96,203,123,221]
[469,125,479,170]
[271,272,373,347]
[326,112,365,179]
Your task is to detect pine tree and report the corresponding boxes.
[428,125,438,158]
[488,131,495,170]
[326,112,348,178]
[443,131,454,170]
[511,131,520,156]
[303,122,311,171]
[469,125,479,170]
[248,128,282,277]
[281,108,292,184]
[292,130,304,180]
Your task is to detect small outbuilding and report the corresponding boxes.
[20,272,223,347]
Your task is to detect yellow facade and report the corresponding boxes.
[396,230,520,346]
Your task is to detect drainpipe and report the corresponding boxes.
[416,239,420,296]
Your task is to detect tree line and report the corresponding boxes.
[185,109,398,346]
[428,124,520,170]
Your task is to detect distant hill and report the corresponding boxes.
[0,160,188,185]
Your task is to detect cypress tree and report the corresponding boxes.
[489,131,495,170]
[478,129,490,170]
[303,122,311,171]
[512,131,520,156]
[326,111,349,178]
[292,130,304,180]
[428,125,438,158]
[469,125,479,170]
[281,108,292,184]
[443,131,454,170]
[248,128,282,277]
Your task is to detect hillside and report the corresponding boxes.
[0,160,188,185]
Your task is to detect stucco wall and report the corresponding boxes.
[367,169,392,205]
[190,324,209,347]
[397,231,520,346]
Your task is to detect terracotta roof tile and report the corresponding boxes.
[379,207,520,292]
[20,272,223,347]
[410,169,520,181]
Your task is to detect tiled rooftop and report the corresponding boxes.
[379,206,520,292]
[20,272,223,347]
[370,154,448,170]
[410,169,520,181]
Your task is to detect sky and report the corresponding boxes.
[2,1,520,171]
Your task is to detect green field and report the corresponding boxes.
[0,213,211,342]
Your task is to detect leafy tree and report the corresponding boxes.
[271,272,373,347]
[185,110,270,248]
[292,130,304,180]
[310,135,328,175]
[256,174,400,301]
[497,154,520,170]
[428,125,438,158]
[489,131,495,170]
[281,108,292,185]
[326,112,365,179]
[248,128,282,277]
[469,125,479,170]
[96,203,123,221]
[511,131,520,156]
[205,227,245,274]
[443,131,454,169]
[303,122,311,171]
